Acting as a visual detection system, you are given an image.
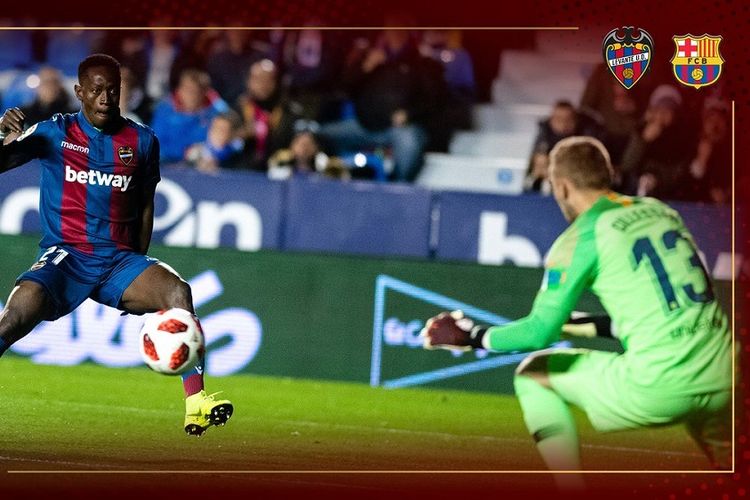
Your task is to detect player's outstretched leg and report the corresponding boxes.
[120,261,233,436]
[0,281,54,358]
[514,352,585,491]
[182,350,233,436]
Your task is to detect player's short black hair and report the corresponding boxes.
[78,54,121,83]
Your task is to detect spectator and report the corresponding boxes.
[268,130,350,181]
[267,130,326,178]
[319,157,352,181]
[235,59,298,170]
[620,84,691,199]
[168,30,223,92]
[119,66,153,124]
[144,29,179,101]
[20,66,75,125]
[103,28,221,101]
[280,25,347,123]
[580,63,648,166]
[676,98,731,204]
[102,30,149,89]
[419,29,475,150]
[185,111,245,173]
[207,30,265,106]
[151,69,229,163]
[525,100,599,194]
[319,24,444,182]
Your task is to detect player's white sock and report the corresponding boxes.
[514,375,585,491]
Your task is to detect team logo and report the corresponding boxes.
[602,26,654,89]
[671,34,724,89]
[16,123,38,142]
[118,145,134,165]
[29,260,46,271]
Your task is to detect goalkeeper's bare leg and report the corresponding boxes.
[514,350,586,491]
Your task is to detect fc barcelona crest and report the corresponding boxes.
[118,145,134,165]
[602,26,654,89]
[671,34,724,89]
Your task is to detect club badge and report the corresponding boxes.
[29,260,46,271]
[118,145,134,165]
[671,34,724,89]
[602,26,654,89]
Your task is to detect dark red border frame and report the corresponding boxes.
[1,1,747,498]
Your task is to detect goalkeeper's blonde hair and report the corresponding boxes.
[549,136,613,190]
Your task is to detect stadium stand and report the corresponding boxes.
[416,31,599,194]
[0,25,730,202]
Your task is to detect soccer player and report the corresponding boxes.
[0,54,233,437]
[421,136,732,483]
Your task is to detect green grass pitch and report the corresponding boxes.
[0,355,716,498]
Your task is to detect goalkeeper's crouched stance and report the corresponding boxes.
[421,137,732,487]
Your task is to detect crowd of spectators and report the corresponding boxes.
[525,62,731,204]
[0,24,731,204]
[0,23,476,184]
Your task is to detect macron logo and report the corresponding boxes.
[65,165,133,192]
[61,141,90,154]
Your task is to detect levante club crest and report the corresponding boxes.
[602,26,654,89]
[118,145,134,165]
[671,34,724,89]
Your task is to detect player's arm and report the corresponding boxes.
[137,136,161,254]
[0,108,49,171]
[0,108,47,172]
[422,226,598,353]
[138,189,155,254]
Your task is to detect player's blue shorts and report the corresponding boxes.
[17,245,159,321]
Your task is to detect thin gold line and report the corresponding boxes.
[0,26,579,31]
[7,470,732,474]
[0,22,730,480]
[731,99,736,474]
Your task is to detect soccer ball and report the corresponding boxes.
[139,308,205,375]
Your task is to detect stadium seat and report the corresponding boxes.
[472,103,548,133]
[449,130,535,160]
[492,49,596,106]
[416,153,527,194]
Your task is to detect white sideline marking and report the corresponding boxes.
[284,419,704,458]
[0,455,130,469]
[7,397,704,460]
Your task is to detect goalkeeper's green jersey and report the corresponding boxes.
[486,193,731,394]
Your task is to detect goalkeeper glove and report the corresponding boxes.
[420,310,488,351]
[562,312,613,338]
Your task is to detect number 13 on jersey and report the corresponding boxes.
[632,229,714,313]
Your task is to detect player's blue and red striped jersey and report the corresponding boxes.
[0,111,160,256]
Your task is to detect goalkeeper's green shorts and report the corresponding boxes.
[535,348,730,433]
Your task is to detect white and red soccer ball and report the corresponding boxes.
[139,308,205,375]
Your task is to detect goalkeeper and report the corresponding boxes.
[422,136,732,476]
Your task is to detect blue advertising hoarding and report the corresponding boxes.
[0,162,285,251]
[0,162,735,277]
[283,177,433,258]
[434,190,734,278]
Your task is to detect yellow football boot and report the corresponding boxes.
[184,390,234,436]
